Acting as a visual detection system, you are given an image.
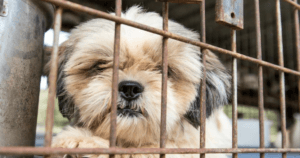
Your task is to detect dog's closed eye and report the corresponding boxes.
[91,60,109,72]
[154,65,175,78]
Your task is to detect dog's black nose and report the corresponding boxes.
[118,81,144,101]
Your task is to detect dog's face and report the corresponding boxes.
[45,6,230,146]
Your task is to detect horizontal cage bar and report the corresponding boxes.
[39,0,300,77]
[283,0,300,10]
[0,147,300,155]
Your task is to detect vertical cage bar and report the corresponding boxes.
[200,0,206,43]
[110,0,122,157]
[276,0,287,158]
[294,0,300,113]
[254,0,265,158]
[44,7,63,148]
[231,29,238,158]
[160,2,168,158]
[199,1,206,158]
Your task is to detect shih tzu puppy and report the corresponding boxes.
[44,6,232,158]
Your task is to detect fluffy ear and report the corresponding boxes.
[43,42,76,121]
[184,49,231,128]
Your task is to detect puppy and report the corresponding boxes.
[45,6,232,158]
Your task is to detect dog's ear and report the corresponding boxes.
[204,49,231,116]
[184,49,231,128]
[43,42,75,121]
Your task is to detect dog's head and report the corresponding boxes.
[45,6,230,146]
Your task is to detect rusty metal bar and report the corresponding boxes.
[1,147,300,155]
[44,7,63,148]
[283,0,300,10]
[231,29,238,158]
[199,53,206,158]
[199,1,206,158]
[160,2,168,158]
[254,0,265,158]
[109,0,121,158]
[276,0,287,158]
[200,0,206,43]
[38,0,300,77]
[294,0,300,113]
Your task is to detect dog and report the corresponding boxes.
[44,6,232,158]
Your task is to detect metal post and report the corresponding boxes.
[0,1,53,158]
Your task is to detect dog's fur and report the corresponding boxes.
[45,6,232,158]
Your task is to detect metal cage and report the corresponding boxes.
[0,0,300,158]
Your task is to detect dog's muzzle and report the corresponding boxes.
[117,106,142,117]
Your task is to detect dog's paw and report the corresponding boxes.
[52,137,102,149]
[51,137,109,158]
[51,154,108,158]
[117,154,158,158]
[52,127,109,149]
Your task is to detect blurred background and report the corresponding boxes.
[37,0,300,153]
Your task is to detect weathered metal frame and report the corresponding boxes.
[0,0,300,157]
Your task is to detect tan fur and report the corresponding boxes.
[47,6,232,158]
